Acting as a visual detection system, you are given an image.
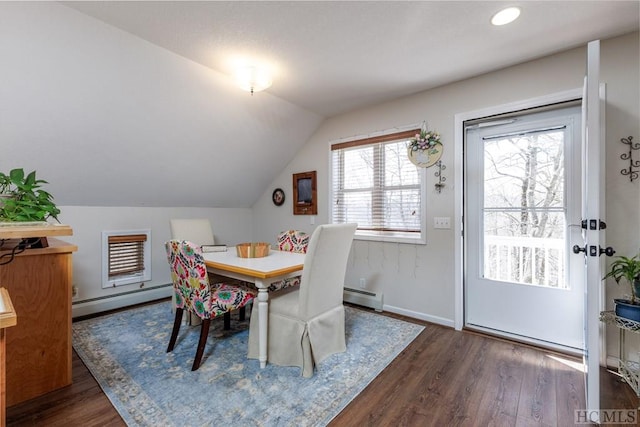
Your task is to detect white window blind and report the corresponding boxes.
[331,129,426,243]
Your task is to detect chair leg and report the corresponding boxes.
[223,311,231,330]
[239,306,246,321]
[167,308,184,353]
[192,318,211,371]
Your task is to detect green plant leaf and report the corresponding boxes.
[0,168,60,222]
[9,168,24,183]
[604,253,640,304]
[24,170,37,187]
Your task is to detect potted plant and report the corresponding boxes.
[0,171,12,206]
[0,168,60,223]
[603,253,640,322]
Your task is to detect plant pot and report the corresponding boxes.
[407,142,443,168]
[634,280,640,301]
[614,298,640,322]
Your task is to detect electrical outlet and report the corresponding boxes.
[434,217,451,229]
[72,285,78,299]
[359,278,366,289]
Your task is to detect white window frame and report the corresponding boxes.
[101,229,151,288]
[329,128,427,244]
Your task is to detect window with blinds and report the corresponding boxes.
[102,230,151,288]
[330,128,427,243]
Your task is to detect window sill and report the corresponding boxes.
[354,230,425,245]
[102,274,151,289]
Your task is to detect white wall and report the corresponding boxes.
[253,32,640,342]
[0,2,322,209]
[59,206,252,316]
[600,33,640,358]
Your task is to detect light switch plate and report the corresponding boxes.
[434,217,451,229]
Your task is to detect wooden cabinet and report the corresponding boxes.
[0,288,17,427]
[0,226,76,407]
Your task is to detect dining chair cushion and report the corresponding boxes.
[277,230,310,253]
[167,240,254,320]
[268,276,301,292]
[269,230,310,292]
[169,218,222,325]
[165,240,256,371]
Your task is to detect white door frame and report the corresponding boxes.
[584,39,606,415]
[454,88,585,332]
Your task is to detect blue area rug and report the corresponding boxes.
[72,301,424,426]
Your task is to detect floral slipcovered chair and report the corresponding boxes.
[268,230,310,292]
[165,240,256,371]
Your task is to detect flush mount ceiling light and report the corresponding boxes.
[491,6,521,26]
[235,65,272,95]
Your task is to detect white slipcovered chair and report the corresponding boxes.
[247,223,357,377]
[169,219,215,246]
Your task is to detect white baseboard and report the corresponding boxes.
[383,304,454,328]
[72,285,172,318]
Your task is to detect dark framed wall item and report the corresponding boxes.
[272,188,285,206]
[292,171,317,215]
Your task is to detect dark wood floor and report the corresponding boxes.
[6,305,639,427]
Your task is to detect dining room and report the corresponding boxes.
[1,1,639,425]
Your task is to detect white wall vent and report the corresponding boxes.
[343,287,383,312]
[101,229,151,289]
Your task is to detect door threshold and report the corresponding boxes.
[464,324,584,358]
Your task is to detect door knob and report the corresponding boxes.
[573,244,615,257]
[600,246,616,257]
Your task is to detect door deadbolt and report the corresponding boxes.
[600,246,615,257]
[572,244,586,254]
[573,244,615,257]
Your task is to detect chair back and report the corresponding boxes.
[165,240,213,319]
[170,219,215,246]
[298,223,357,319]
[277,230,310,254]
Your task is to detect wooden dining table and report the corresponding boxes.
[202,248,305,368]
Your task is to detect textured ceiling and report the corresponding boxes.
[2,2,638,209]
[64,1,640,117]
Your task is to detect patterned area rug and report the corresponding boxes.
[73,301,424,426]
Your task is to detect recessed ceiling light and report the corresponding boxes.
[491,7,521,26]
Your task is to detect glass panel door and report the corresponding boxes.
[483,127,566,288]
[465,105,584,351]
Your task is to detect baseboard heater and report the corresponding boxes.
[72,284,172,318]
[343,287,383,312]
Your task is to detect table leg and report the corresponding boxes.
[257,285,269,369]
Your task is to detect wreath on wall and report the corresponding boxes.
[407,123,443,168]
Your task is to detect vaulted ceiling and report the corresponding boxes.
[2,1,638,208]
[63,1,640,117]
